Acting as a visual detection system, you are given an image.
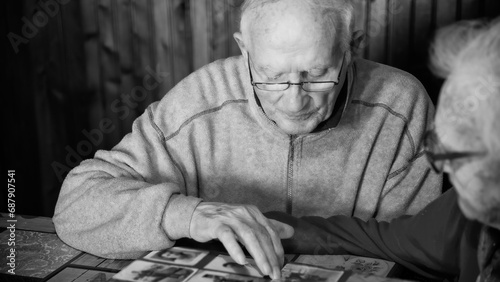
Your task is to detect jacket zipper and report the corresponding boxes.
[286,135,297,214]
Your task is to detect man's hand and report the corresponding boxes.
[189,202,294,280]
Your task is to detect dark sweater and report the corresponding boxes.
[267,189,491,281]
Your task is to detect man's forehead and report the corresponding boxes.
[243,0,336,50]
[252,54,335,72]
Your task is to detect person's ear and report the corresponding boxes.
[350,30,365,54]
[233,32,248,60]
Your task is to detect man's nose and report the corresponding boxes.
[283,84,307,112]
[283,72,308,112]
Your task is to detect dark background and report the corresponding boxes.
[3,0,500,217]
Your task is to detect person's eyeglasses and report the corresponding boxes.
[247,52,345,92]
[423,129,486,173]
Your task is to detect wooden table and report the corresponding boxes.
[0,214,423,282]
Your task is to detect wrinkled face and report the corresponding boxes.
[249,44,346,135]
[435,78,500,229]
[240,2,348,135]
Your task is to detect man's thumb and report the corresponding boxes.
[269,219,294,239]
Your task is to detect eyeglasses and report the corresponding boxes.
[423,129,486,173]
[247,52,345,92]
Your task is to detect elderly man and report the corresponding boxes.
[269,18,500,281]
[53,0,441,279]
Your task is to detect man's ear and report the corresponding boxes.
[350,30,365,55]
[233,32,248,59]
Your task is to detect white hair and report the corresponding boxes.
[239,0,355,54]
[429,17,500,153]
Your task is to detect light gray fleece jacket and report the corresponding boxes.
[53,56,442,259]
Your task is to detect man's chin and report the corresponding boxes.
[276,119,318,135]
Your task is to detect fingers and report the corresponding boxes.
[216,226,246,265]
[268,219,294,239]
[233,223,275,278]
[215,223,282,279]
[263,219,294,276]
[262,222,285,277]
[244,208,285,279]
[189,203,286,279]
[250,213,283,265]
[263,220,285,266]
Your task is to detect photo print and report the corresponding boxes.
[281,263,343,282]
[204,255,263,278]
[186,270,267,282]
[112,260,196,282]
[294,255,395,277]
[144,247,208,266]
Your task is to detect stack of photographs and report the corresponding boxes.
[110,247,270,282]
[109,246,401,282]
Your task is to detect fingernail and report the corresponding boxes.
[263,263,271,276]
[273,268,281,280]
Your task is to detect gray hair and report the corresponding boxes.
[429,18,500,153]
[239,0,355,54]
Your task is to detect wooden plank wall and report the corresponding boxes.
[5,0,500,216]
[79,0,192,148]
[5,0,88,217]
[78,0,500,143]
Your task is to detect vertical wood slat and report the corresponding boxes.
[484,0,500,18]
[412,0,433,60]
[131,0,153,112]
[82,0,108,150]
[5,1,45,215]
[115,0,136,134]
[352,0,368,57]
[367,0,388,63]
[81,0,100,92]
[191,0,211,70]
[57,0,88,208]
[461,0,482,19]
[212,0,229,61]
[152,0,172,101]
[116,0,133,73]
[228,0,244,57]
[387,0,412,68]
[353,0,368,32]
[145,0,158,106]
[152,0,178,102]
[97,0,122,147]
[170,0,192,89]
[25,0,56,216]
[435,0,457,27]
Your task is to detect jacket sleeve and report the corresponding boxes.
[266,190,466,280]
[377,152,442,221]
[376,79,442,221]
[53,103,202,259]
